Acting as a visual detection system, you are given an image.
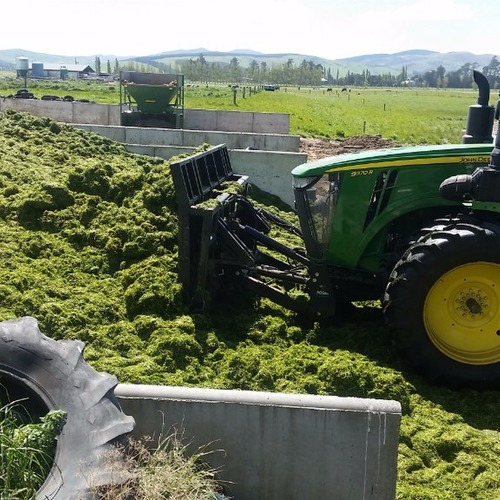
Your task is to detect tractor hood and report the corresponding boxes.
[292,143,494,178]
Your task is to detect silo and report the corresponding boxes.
[16,56,29,86]
[32,61,44,79]
[16,57,29,77]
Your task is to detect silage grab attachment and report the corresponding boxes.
[170,144,334,317]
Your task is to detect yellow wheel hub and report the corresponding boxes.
[424,262,500,365]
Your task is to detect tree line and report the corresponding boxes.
[96,54,500,90]
[177,54,500,89]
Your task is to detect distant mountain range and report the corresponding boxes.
[0,48,497,76]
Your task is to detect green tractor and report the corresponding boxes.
[171,71,500,387]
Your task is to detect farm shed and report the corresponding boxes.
[29,63,95,79]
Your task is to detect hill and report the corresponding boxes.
[130,48,497,76]
[0,47,496,76]
[335,49,496,75]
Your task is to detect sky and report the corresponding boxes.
[1,0,498,60]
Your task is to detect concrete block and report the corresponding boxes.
[217,110,255,133]
[39,100,71,121]
[184,108,218,130]
[177,129,299,152]
[116,384,401,500]
[252,112,290,134]
[76,124,127,143]
[124,144,195,159]
[109,105,121,125]
[178,129,213,147]
[122,126,149,146]
[73,102,110,125]
[123,126,183,147]
[267,133,301,152]
[230,149,308,208]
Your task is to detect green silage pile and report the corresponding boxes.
[0,109,498,499]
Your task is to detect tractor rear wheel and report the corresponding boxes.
[383,219,500,387]
[0,316,135,499]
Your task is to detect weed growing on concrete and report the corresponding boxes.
[90,431,225,500]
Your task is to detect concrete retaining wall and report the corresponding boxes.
[74,125,306,207]
[0,98,289,134]
[115,384,401,500]
[122,144,305,208]
[74,123,300,152]
[185,108,289,134]
[0,98,119,125]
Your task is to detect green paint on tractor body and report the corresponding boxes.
[292,143,495,276]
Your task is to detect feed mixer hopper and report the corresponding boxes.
[120,70,184,128]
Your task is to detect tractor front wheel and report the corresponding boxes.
[384,220,500,387]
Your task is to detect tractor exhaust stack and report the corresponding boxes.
[440,71,500,202]
[462,70,495,144]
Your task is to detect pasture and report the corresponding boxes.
[0,73,487,144]
[186,85,480,144]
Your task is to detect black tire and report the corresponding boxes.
[0,316,135,499]
[383,219,500,387]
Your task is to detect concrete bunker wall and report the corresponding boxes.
[73,124,306,208]
[116,384,402,500]
[0,99,303,207]
[0,98,290,134]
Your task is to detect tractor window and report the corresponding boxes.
[293,173,341,260]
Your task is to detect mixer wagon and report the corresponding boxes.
[120,70,184,128]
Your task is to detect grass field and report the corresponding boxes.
[186,85,479,144]
[0,74,486,144]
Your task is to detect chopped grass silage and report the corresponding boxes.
[0,109,498,499]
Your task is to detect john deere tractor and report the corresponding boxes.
[171,71,500,387]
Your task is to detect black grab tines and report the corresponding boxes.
[171,144,233,208]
